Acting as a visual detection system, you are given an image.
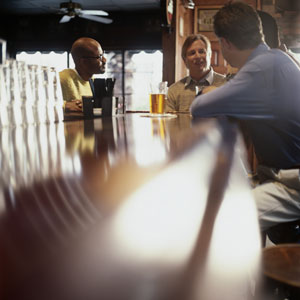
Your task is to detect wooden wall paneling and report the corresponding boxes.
[256,0,262,10]
[210,40,227,74]
[174,1,194,82]
[162,27,176,85]
[194,0,259,6]
[194,0,231,5]
[162,0,176,85]
[193,5,226,74]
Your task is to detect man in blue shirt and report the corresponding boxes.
[190,2,300,233]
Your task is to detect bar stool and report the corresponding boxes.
[262,244,300,300]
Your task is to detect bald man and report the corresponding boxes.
[59,37,106,112]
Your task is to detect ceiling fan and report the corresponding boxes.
[57,1,113,24]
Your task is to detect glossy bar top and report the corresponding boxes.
[0,113,261,300]
[263,244,300,288]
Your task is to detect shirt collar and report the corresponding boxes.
[185,68,214,87]
[246,42,269,64]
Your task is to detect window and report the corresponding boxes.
[125,50,162,111]
[16,51,69,72]
[98,50,163,111]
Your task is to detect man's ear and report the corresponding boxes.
[183,58,189,68]
[220,37,233,50]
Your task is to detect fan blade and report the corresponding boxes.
[59,15,73,23]
[79,14,113,24]
[80,10,108,16]
[58,8,68,14]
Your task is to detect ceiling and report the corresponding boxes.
[0,0,161,15]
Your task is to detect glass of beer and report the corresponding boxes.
[149,81,168,114]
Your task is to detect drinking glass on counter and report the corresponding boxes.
[0,66,9,127]
[3,60,23,126]
[0,59,64,128]
[50,67,64,123]
[17,60,35,125]
[42,66,56,123]
[28,64,47,124]
[149,81,168,114]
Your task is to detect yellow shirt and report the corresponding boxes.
[59,69,93,102]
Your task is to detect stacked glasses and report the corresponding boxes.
[0,60,65,192]
[0,59,64,128]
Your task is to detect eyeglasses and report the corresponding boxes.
[81,55,104,60]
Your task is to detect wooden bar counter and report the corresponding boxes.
[0,113,261,300]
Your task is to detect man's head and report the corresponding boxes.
[213,2,263,68]
[257,10,280,49]
[71,37,106,79]
[181,34,212,79]
[214,2,263,50]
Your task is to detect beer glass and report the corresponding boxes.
[149,81,168,114]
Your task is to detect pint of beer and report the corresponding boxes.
[149,81,168,114]
[149,93,165,114]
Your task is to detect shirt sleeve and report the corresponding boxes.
[59,71,74,102]
[190,61,273,120]
[165,86,178,112]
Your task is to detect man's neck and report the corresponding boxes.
[235,48,256,69]
[76,68,92,81]
[190,69,210,82]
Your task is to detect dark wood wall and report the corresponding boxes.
[0,10,163,55]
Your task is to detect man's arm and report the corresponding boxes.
[59,70,83,112]
[165,87,177,112]
[190,64,271,120]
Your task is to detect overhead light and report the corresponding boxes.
[182,0,195,9]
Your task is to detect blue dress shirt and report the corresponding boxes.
[190,43,300,169]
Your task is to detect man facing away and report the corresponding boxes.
[190,2,300,234]
[59,37,106,112]
[165,34,226,113]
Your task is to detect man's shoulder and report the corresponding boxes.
[59,69,77,79]
[169,77,189,89]
[59,68,76,75]
[247,48,293,71]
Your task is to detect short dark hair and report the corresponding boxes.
[257,10,280,49]
[181,34,211,61]
[213,1,264,50]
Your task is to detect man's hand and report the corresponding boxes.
[65,100,83,112]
